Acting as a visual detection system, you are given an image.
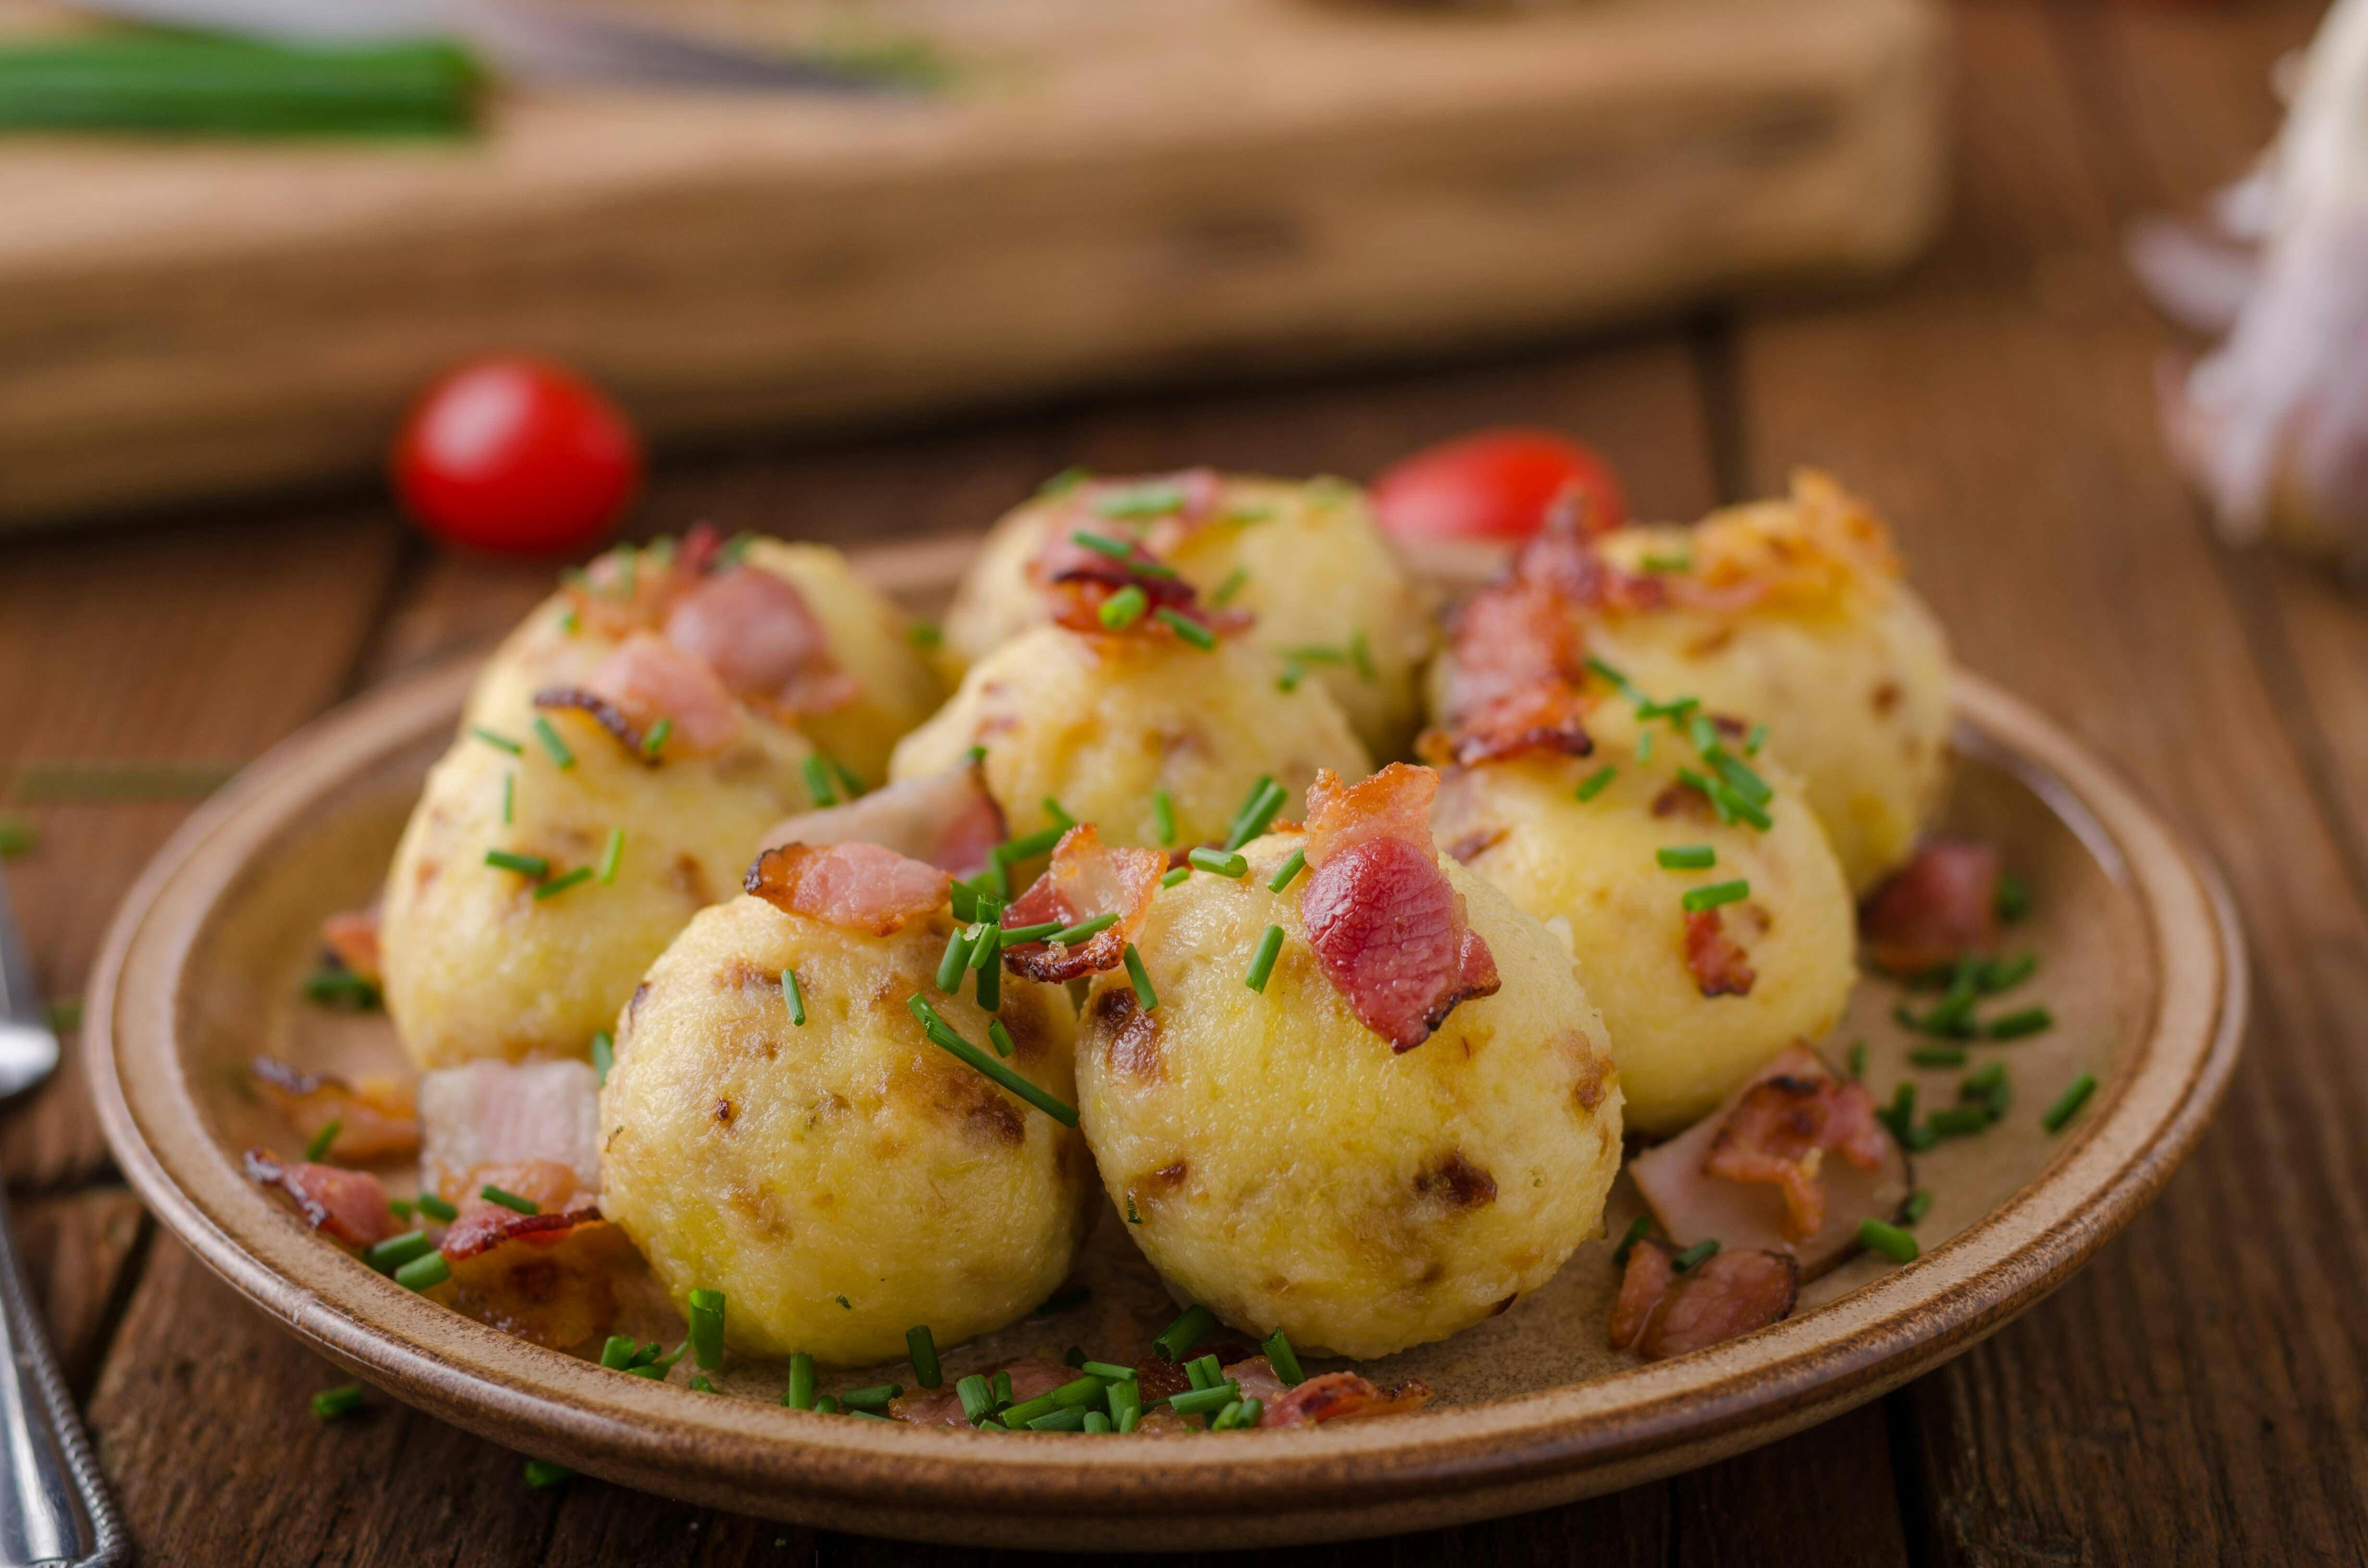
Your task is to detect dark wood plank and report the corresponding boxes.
[12,1186,147,1400]
[1729,1,2368,1563]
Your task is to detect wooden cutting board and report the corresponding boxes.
[0,0,1946,527]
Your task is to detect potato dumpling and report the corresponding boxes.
[382,600,818,1070]
[742,539,945,786]
[1431,705,1856,1135]
[1075,834,1623,1360]
[889,624,1372,854]
[597,894,1090,1365]
[942,472,1435,759]
[1581,472,1951,894]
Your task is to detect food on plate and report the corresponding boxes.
[1608,1240,1799,1362]
[1369,427,1628,541]
[418,1058,603,1201]
[892,540,1370,858]
[596,843,1091,1366]
[1066,764,1624,1359]
[394,355,643,555]
[249,1056,419,1162]
[1858,839,2002,976]
[755,756,1004,875]
[937,469,1433,758]
[379,528,937,1070]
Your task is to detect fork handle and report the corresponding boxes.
[0,1182,118,1567]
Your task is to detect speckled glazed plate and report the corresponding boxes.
[88,538,2244,1552]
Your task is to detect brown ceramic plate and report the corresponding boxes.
[87,539,2244,1552]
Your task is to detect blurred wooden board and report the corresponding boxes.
[0,0,1945,527]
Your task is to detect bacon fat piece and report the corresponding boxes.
[1860,839,2003,975]
[432,1160,630,1351]
[319,906,382,984]
[1703,1074,1890,1238]
[250,1057,420,1163]
[758,760,1005,879]
[1609,1241,1799,1361]
[541,631,742,759]
[243,1150,395,1248]
[1261,1370,1434,1427]
[664,564,857,718]
[745,841,951,937]
[419,1061,602,1203]
[1298,764,1500,1052]
[1025,495,1246,644]
[1683,908,1758,998]
[1000,824,1166,982]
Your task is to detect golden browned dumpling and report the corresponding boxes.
[889,623,1371,856]
[941,471,1435,759]
[1073,769,1623,1360]
[598,884,1090,1366]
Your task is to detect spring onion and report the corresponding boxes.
[1681,880,1750,913]
[1099,585,1149,629]
[597,827,625,884]
[1260,1328,1303,1384]
[481,1184,538,1215]
[689,1288,726,1370]
[309,1384,361,1421]
[2043,1073,2097,1132]
[1268,847,1307,892]
[484,848,549,878]
[1858,1219,1919,1264]
[417,1193,457,1224]
[1656,845,1715,870]
[1154,1304,1215,1361]
[987,1018,1017,1059]
[785,1353,816,1409]
[1161,866,1191,889]
[531,866,591,901]
[1575,766,1618,803]
[957,1374,994,1424]
[304,1119,341,1162]
[1671,1239,1720,1273]
[1610,1216,1653,1267]
[907,1326,942,1389]
[1166,1383,1240,1418]
[1188,846,1247,878]
[394,1253,449,1291]
[1123,943,1157,1010]
[937,927,976,993]
[906,995,1079,1126]
[1244,925,1285,992]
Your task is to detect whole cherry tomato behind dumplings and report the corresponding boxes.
[393,356,642,554]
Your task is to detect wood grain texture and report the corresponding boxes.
[9,1187,146,1399]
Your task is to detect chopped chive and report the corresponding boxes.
[1078,1361,1137,1385]
[999,1394,1061,1429]
[1657,845,1716,870]
[1209,1400,1246,1431]
[642,717,673,758]
[956,1374,994,1424]
[1902,1189,1933,1224]
[1072,528,1159,567]
[1225,778,1288,850]
[1267,847,1307,893]
[689,1375,717,1394]
[903,1326,942,1389]
[596,827,625,884]
[1123,944,1158,1011]
[484,848,550,878]
[389,1198,414,1222]
[1638,696,1700,723]
[907,620,943,649]
[311,1384,365,1421]
[501,771,514,825]
[532,866,592,901]
[936,928,976,993]
[1113,1385,1141,1433]
[1189,846,1247,878]
[987,1018,1017,1058]
[600,1335,637,1370]
[1745,723,1768,757]
[990,1371,1015,1413]
[1671,1238,1721,1273]
[782,970,806,1028]
[998,824,1067,864]
[950,880,979,922]
[1847,1041,1868,1079]
[1083,1410,1113,1433]
[481,1185,539,1216]
[1154,1304,1215,1362]
[304,1119,342,1162]
[906,995,1079,1126]
[814,1395,841,1414]
[785,1352,817,1409]
[1040,465,1090,496]
[1167,1383,1240,1418]
[0,817,31,858]
[2043,1073,2097,1132]
[1000,919,1063,944]
[1050,912,1119,947]
[1098,584,1149,629]
[1978,953,2037,994]
[363,1229,433,1274]
[1908,1045,1968,1069]
[1925,1106,1991,1138]
[523,1459,572,1489]
[530,716,575,770]
[1575,765,1618,802]
[1611,1215,1653,1266]
[1155,608,1217,649]
[802,754,839,807]
[1681,880,1750,913]
[303,967,379,1010]
[1902,1123,1940,1152]
[1584,655,1643,700]
[1859,1218,1920,1263]
[1152,789,1178,846]
[1093,482,1186,520]
[1186,1353,1222,1391]
[1161,865,1191,889]
[1985,1007,2054,1041]
[590,1030,614,1085]
[1996,873,2032,922]
[394,1253,449,1292]
[1282,644,1347,666]
[1640,551,1693,573]
[1040,796,1078,832]
[1710,753,1775,808]
[1052,1375,1111,1410]
[1259,1329,1303,1384]
[1212,567,1250,605]
[1028,1406,1090,1432]
[471,725,523,755]
[417,1193,458,1224]
[689,1288,726,1371]
[1962,1062,2007,1095]
[1243,923,1287,992]
[843,1383,901,1412]
[1636,731,1655,765]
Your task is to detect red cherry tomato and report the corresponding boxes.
[393,356,642,554]
[1369,428,1628,542]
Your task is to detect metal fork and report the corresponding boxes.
[0,867,123,1568]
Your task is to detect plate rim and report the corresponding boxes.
[85,641,2246,1548]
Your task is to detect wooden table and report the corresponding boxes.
[4,0,2358,1560]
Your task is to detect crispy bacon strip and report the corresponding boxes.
[424,1158,628,1349]
[1683,908,1758,998]
[419,1062,602,1203]
[663,564,857,718]
[758,760,1006,879]
[1261,1371,1434,1427]
[1299,764,1500,1052]
[250,1057,420,1163]
[1703,1074,1890,1238]
[243,1150,395,1248]
[542,631,742,759]
[1860,840,2003,975]
[1000,825,1166,982]
[1610,1241,1799,1361]
[319,906,382,984]
[560,526,723,638]
[1026,514,1246,643]
[745,842,950,937]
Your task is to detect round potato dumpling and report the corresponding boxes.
[1075,834,1623,1360]
[598,894,1091,1365]
[1431,705,1856,1136]
[382,599,818,1070]
[889,624,1372,855]
[742,539,945,787]
[941,473,1436,760]
[1580,472,1951,894]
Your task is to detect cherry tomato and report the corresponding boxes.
[392,356,642,554]
[1369,428,1628,542]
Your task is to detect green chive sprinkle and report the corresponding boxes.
[530,716,575,770]
[814,1395,841,1414]
[1903,1124,1939,1152]
[1640,551,1693,573]
[1155,608,1216,648]
[1611,1216,1653,1267]
[1640,695,1700,723]
[990,1369,1014,1409]
[906,995,1079,1126]
[485,848,549,878]
[394,1253,449,1292]
[1657,845,1715,870]
[1083,1411,1113,1433]
[311,1384,364,1420]
[905,1326,942,1389]
[1154,1304,1216,1362]
[1711,753,1775,808]
[417,1194,458,1224]
[975,934,1002,1011]
[1859,1218,1920,1264]
[501,771,514,825]
[957,1374,994,1424]
[591,1030,614,1085]
[1962,1061,2007,1095]
[1212,567,1250,606]
[1681,880,1750,913]
[1027,1406,1089,1432]
[0,818,32,858]
[481,1185,538,1216]
[600,1335,636,1370]
[532,866,592,901]
[304,1119,341,1162]
[950,881,979,923]
[843,1383,900,1412]
[689,1375,717,1394]
[389,1198,413,1222]
[1077,1361,1136,1385]
[1123,943,1158,1010]
[1225,777,1288,851]
[471,725,523,755]
[987,1018,1017,1058]
[641,717,672,758]
[937,927,977,993]
[1245,925,1284,992]
[1268,847,1307,892]
[1908,1045,1968,1069]
[597,827,625,884]
[1979,953,2037,994]
[1167,1383,1240,1419]
[1846,1041,1868,1079]
[1152,789,1178,846]
[1000,919,1063,944]
[998,824,1067,864]
[999,1393,1061,1429]
[363,1230,432,1274]
[1186,1353,1222,1391]
[1902,1189,1933,1225]
[1576,766,1617,802]
[1745,723,1768,757]
[1996,873,2033,922]
[1189,846,1247,878]
[1041,465,1090,496]
[1586,655,1645,702]
[1098,584,1149,629]
[1073,528,1148,564]
[524,1459,572,1488]
[785,1353,817,1409]
[1985,1007,2054,1041]
[1113,1386,1142,1433]
[689,1288,726,1370]
[1671,1238,1721,1273]
[1161,865,1191,889]
[803,754,838,807]
[1926,1106,1991,1138]
[1050,912,1119,947]
[2043,1073,2097,1133]
[907,621,943,649]
[1260,1329,1303,1384]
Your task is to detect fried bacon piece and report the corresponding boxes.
[1860,839,2002,975]
[1515,487,1668,614]
[1000,825,1166,983]
[1082,467,1227,556]
[243,1150,395,1248]
[419,1061,602,1203]
[1657,470,1903,618]
[1298,764,1499,1052]
[250,1057,419,1162]
[540,631,742,759]
[1610,1241,1799,1361]
[319,906,382,984]
[1628,1046,1912,1279]
[1683,908,1758,998]
[432,1162,632,1351]
[559,526,724,639]
[758,760,1005,879]
[888,1360,1073,1426]
[745,841,950,937]
[663,564,858,718]
[1026,511,1246,644]
[1262,1371,1434,1427]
